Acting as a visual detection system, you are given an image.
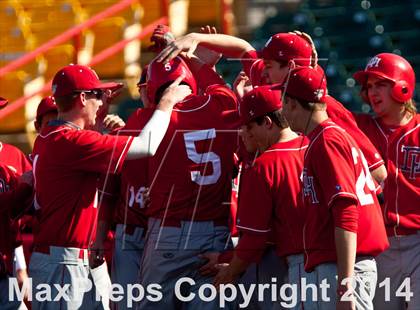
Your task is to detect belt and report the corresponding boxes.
[158,218,229,227]
[386,226,419,237]
[33,245,89,259]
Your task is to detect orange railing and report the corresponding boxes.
[0,0,169,120]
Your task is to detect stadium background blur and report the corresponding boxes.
[0,0,419,153]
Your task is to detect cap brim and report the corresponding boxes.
[353,70,394,85]
[0,97,8,109]
[95,82,124,91]
[270,83,283,90]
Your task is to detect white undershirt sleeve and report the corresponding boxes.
[126,109,171,159]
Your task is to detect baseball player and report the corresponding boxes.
[136,55,239,309]
[157,31,387,184]
[34,96,58,132]
[206,86,306,308]
[29,64,190,309]
[0,97,32,309]
[0,163,32,310]
[280,66,389,309]
[0,99,31,175]
[352,53,420,310]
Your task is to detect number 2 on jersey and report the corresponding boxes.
[351,147,376,206]
[183,129,221,186]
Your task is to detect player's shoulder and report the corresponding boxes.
[0,142,24,156]
[205,84,236,99]
[310,121,354,151]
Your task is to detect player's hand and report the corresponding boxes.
[15,268,29,301]
[336,284,356,310]
[102,114,125,131]
[290,30,318,68]
[233,71,252,100]
[213,264,238,288]
[157,34,199,64]
[200,25,217,34]
[103,85,124,105]
[198,252,221,276]
[157,74,192,112]
[19,171,33,187]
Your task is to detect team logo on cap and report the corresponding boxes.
[249,110,255,116]
[365,56,381,70]
[314,89,324,101]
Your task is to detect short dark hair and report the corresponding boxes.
[54,95,77,112]
[253,109,289,129]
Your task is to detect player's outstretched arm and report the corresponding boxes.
[126,75,191,159]
[157,33,254,64]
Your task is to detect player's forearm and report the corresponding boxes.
[188,33,254,58]
[370,164,387,184]
[126,109,170,159]
[335,227,356,285]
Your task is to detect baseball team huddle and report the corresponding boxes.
[0,24,419,310]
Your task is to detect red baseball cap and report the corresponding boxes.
[52,64,123,97]
[0,97,8,109]
[36,96,58,123]
[240,85,282,125]
[274,66,327,103]
[261,33,312,66]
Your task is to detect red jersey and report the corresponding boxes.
[0,164,22,273]
[302,120,388,271]
[237,137,308,257]
[32,124,133,249]
[355,114,420,236]
[0,142,32,175]
[147,85,240,222]
[111,109,156,228]
[324,96,384,171]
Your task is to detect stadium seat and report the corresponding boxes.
[42,44,76,80]
[89,17,126,78]
[0,72,27,132]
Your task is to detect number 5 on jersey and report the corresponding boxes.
[184,129,221,186]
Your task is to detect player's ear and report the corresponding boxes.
[264,115,273,128]
[288,60,296,70]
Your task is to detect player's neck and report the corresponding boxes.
[303,110,329,135]
[57,111,86,129]
[380,109,412,127]
[275,127,299,144]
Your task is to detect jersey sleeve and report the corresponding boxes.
[236,167,273,234]
[71,130,133,175]
[312,134,359,207]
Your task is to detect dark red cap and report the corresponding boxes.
[274,66,327,103]
[261,33,312,66]
[36,96,58,123]
[240,85,282,125]
[0,97,8,109]
[52,64,123,97]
